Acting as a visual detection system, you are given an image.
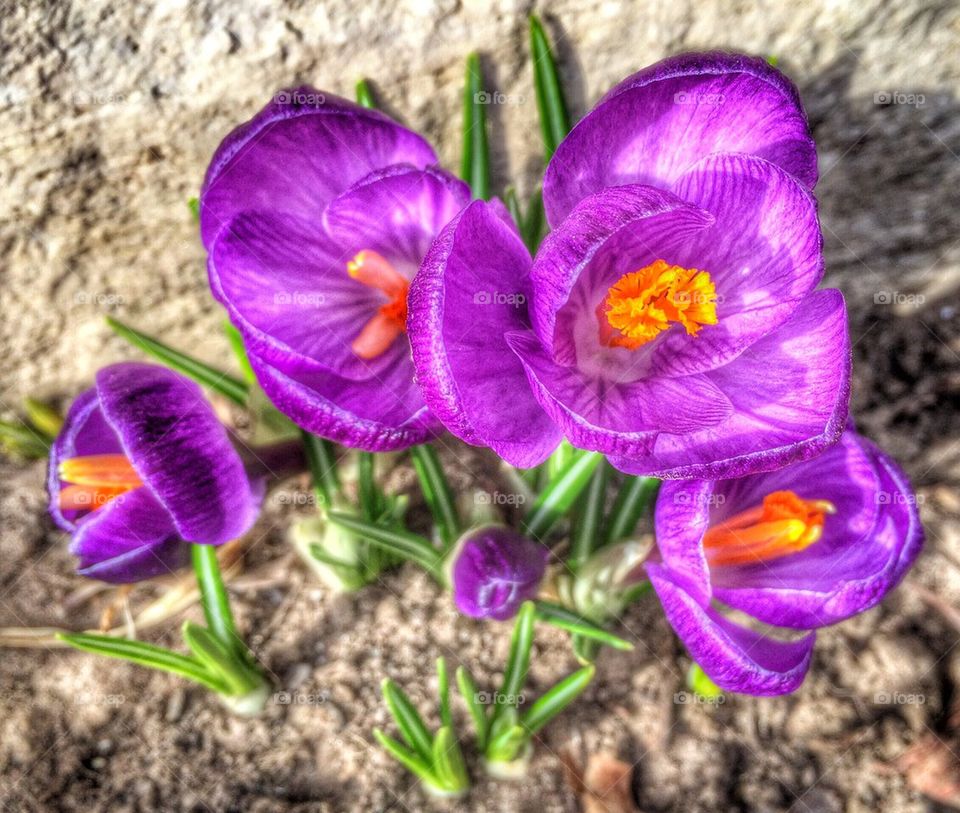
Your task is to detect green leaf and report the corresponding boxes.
[687,663,724,699]
[222,321,256,385]
[106,317,249,406]
[411,444,460,549]
[57,633,227,693]
[520,188,546,252]
[529,15,571,161]
[437,657,453,730]
[522,451,603,540]
[373,728,434,781]
[357,451,381,522]
[181,621,259,695]
[355,79,376,109]
[485,722,527,764]
[302,431,340,506]
[191,544,242,657]
[24,398,63,439]
[327,512,442,579]
[460,52,490,200]
[604,476,660,546]
[533,601,634,651]
[520,664,595,735]
[504,186,523,230]
[456,665,489,751]
[382,678,434,763]
[491,601,535,733]
[0,420,50,459]
[432,726,468,791]
[571,633,600,664]
[569,463,608,569]
[187,196,200,222]
[545,440,575,482]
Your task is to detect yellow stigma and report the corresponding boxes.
[702,490,837,567]
[346,250,410,360]
[598,259,718,350]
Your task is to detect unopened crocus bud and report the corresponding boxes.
[451,526,549,621]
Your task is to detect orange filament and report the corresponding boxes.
[598,259,718,350]
[703,490,836,567]
[347,250,410,359]
[58,454,142,512]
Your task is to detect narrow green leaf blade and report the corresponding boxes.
[24,398,63,439]
[491,601,535,733]
[432,726,468,791]
[534,601,634,651]
[411,444,460,549]
[604,476,660,545]
[529,15,571,161]
[106,317,249,406]
[382,679,434,763]
[522,451,603,540]
[302,431,340,506]
[456,665,489,751]
[355,79,376,109]
[373,729,435,781]
[437,657,453,730]
[57,633,226,693]
[326,512,441,577]
[569,463,608,569]
[460,52,490,200]
[520,664,595,735]
[222,321,256,385]
[181,621,257,695]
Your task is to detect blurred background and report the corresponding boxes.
[2,1,959,810]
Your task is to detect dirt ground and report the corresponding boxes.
[3,0,960,811]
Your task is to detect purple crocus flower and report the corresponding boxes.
[48,363,262,583]
[645,429,923,695]
[201,88,470,451]
[452,526,549,621]
[408,53,851,476]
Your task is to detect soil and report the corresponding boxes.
[3,0,960,811]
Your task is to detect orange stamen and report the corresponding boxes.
[58,454,142,512]
[598,259,718,350]
[347,250,410,360]
[703,490,836,567]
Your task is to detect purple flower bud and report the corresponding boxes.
[452,526,549,621]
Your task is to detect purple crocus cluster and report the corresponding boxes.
[48,52,922,696]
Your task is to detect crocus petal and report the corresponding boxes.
[451,526,550,621]
[47,388,124,532]
[209,210,387,382]
[529,184,714,361]
[647,563,815,696]
[248,349,438,452]
[408,200,563,467]
[200,89,438,247]
[610,289,851,479]
[95,363,261,544]
[507,330,731,458]
[324,165,471,277]
[651,479,714,604]
[544,52,817,225]
[712,432,924,629]
[70,487,189,583]
[644,152,823,376]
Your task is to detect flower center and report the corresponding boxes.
[347,249,410,360]
[597,259,718,350]
[702,490,836,567]
[58,454,143,512]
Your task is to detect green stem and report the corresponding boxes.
[569,463,608,569]
[302,431,340,506]
[191,544,241,658]
[411,444,460,549]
